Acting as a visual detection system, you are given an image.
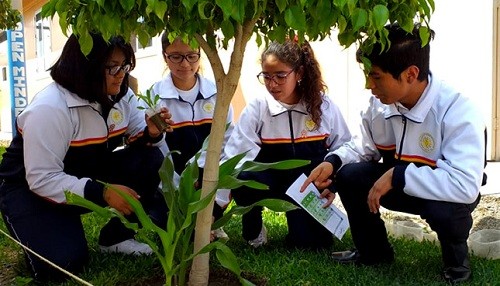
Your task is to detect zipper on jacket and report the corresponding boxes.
[287,110,296,156]
[90,105,111,149]
[397,115,407,161]
[179,95,202,147]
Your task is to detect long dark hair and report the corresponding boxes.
[50,33,136,113]
[261,40,327,129]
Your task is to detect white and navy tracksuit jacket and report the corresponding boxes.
[326,75,486,204]
[224,93,351,188]
[0,82,164,204]
[148,73,234,174]
[147,73,233,207]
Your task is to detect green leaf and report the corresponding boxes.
[220,20,235,40]
[154,1,167,20]
[65,191,114,219]
[399,18,415,33]
[347,0,358,14]
[218,152,247,177]
[213,198,299,229]
[285,6,306,30]
[218,175,269,190]
[333,0,348,9]
[372,5,389,30]
[256,198,299,212]
[137,29,151,50]
[198,1,214,20]
[238,159,310,172]
[214,244,241,277]
[338,30,356,47]
[351,8,368,31]
[58,11,69,36]
[182,0,198,12]
[275,0,287,13]
[231,0,245,23]
[119,0,135,12]
[78,31,93,56]
[337,15,347,33]
[55,0,69,12]
[186,188,216,216]
[158,153,177,183]
[419,26,431,47]
[417,0,434,19]
[102,182,158,231]
[41,0,56,18]
[216,0,232,18]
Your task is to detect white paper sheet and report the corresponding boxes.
[286,173,349,240]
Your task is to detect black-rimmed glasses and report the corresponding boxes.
[106,63,132,76]
[257,70,294,85]
[164,53,201,63]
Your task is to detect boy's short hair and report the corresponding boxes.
[357,23,435,81]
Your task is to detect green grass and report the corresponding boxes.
[1,146,499,285]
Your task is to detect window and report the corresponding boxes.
[34,11,51,72]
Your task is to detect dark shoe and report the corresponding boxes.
[442,266,471,284]
[331,249,394,266]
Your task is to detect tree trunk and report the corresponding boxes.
[189,88,232,285]
[189,22,256,286]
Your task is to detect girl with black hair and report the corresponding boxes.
[0,33,173,282]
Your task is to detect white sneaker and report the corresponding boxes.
[99,239,153,256]
[213,227,229,241]
[248,225,268,248]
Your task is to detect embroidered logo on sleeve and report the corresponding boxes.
[419,133,435,153]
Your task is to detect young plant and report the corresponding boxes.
[130,86,169,132]
[65,146,309,286]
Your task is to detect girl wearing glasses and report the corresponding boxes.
[224,39,351,249]
[145,32,234,240]
[0,33,173,282]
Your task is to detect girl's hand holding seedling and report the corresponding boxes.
[103,184,140,215]
[133,86,174,135]
[146,106,174,137]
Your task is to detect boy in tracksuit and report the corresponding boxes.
[302,23,486,284]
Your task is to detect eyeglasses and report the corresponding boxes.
[257,70,294,85]
[164,53,201,63]
[106,63,132,76]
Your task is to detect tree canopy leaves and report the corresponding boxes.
[41,0,434,56]
[0,0,21,31]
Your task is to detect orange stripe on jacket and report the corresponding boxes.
[375,143,396,151]
[171,118,213,129]
[261,134,328,144]
[397,154,437,167]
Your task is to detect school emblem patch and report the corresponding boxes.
[419,133,434,153]
[305,118,316,131]
[110,109,123,125]
[203,102,214,113]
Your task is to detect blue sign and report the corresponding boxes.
[7,21,28,138]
